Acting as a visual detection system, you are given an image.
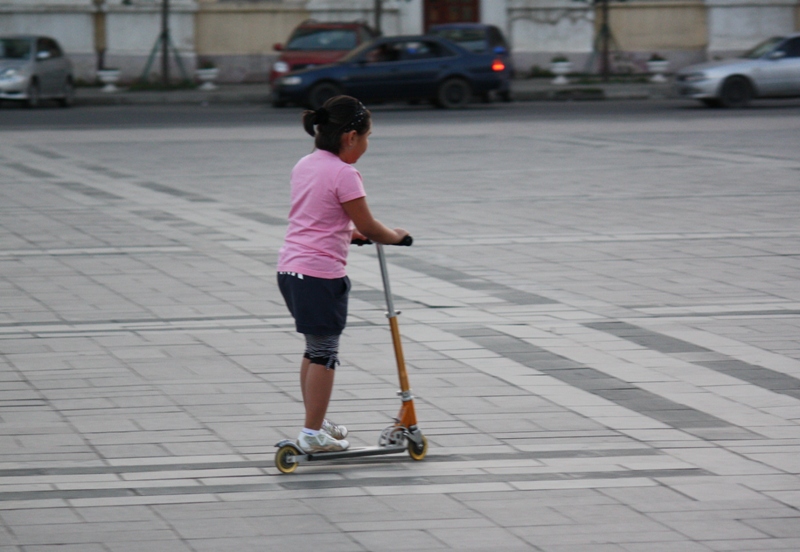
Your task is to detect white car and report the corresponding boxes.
[0,35,74,108]
[676,33,800,108]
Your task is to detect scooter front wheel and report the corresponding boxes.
[408,435,428,461]
[275,444,300,474]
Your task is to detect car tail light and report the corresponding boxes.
[492,59,505,72]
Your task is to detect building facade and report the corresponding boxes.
[1,0,799,82]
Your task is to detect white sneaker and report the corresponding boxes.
[297,431,349,453]
[321,418,348,440]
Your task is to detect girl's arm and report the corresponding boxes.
[342,197,407,245]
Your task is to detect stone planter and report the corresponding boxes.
[647,60,670,83]
[97,69,121,93]
[195,67,219,91]
[550,61,572,85]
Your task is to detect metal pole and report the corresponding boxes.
[601,0,610,81]
[161,0,170,85]
[92,0,106,71]
[374,0,382,34]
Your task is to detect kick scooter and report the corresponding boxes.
[274,236,427,474]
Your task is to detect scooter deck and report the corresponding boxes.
[276,439,407,463]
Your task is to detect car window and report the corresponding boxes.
[779,37,800,58]
[364,43,402,63]
[358,26,377,43]
[363,41,453,64]
[44,38,62,58]
[286,28,358,51]
[0,38,32,59]
[741,36,785,59]
[399,41,451,60]
[488,27,509,50]
[430,28,487,53]
[36,38,48,55]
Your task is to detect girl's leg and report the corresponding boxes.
[300,356,311,405]
[302,362,335,431]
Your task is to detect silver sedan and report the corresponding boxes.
[0,35,74,108]
[676,33,800,108]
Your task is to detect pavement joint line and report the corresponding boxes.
[587,321,800,401]
[0,313,293,328]
[399,230,800,247]
[0,467,711,503]
[0,245,192,258]
[0,448,664,480]
[451,326,758,440]
[556,135,800,169]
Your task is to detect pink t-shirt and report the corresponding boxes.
[277,149,366,279]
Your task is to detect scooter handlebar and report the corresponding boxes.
[351,235,413,247]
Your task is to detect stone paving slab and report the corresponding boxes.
[1,104,799,550]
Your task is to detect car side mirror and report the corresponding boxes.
[273,43,284,52]
[36,50,51,61]
[768,50,786,60]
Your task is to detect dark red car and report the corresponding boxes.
[269,20,379,85]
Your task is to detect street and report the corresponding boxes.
[1,99,800,551]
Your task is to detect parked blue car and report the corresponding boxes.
[428,23,514,102]
[271,34,511,109]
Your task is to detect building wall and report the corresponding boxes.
[195,3,308,82]
[3,0,800,83]
[603,1,708,70]
[507,2,595,73]
[705,0,798,56]
[194,0,408,83]
[0,1,197,83]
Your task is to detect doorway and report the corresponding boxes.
[424,0,480,30]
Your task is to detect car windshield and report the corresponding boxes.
[0,38,32,59]
[429,29,486,53]
[340,40,379,62]
[286,28,358,51]
[741,36,785,59]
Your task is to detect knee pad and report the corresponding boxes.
[304,334,340,369]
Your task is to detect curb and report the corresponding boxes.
[73,82,673,106]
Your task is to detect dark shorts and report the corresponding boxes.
[277,272,350,336]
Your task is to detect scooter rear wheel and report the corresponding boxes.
[275,444,300,474]
[408,435,428,461]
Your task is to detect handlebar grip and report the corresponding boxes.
[351,236,412,246]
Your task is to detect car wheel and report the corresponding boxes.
[719,76,752,108]
[701,99,721,108]
[436,78,472,109]
[58,78,74,108]
[307,82,343,110]
[25,80,41,108]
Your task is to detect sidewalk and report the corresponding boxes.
[74,79,674,106]
[4,93,797,552]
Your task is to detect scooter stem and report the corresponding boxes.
[375,244,418,428]
[376,243,395,317]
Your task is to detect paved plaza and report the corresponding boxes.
[1,101,800,551]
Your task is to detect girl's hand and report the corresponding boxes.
[393,228,409,244]
[351,229,372,246]
[352,229,369,243]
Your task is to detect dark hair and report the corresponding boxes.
[302,95,371,155]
